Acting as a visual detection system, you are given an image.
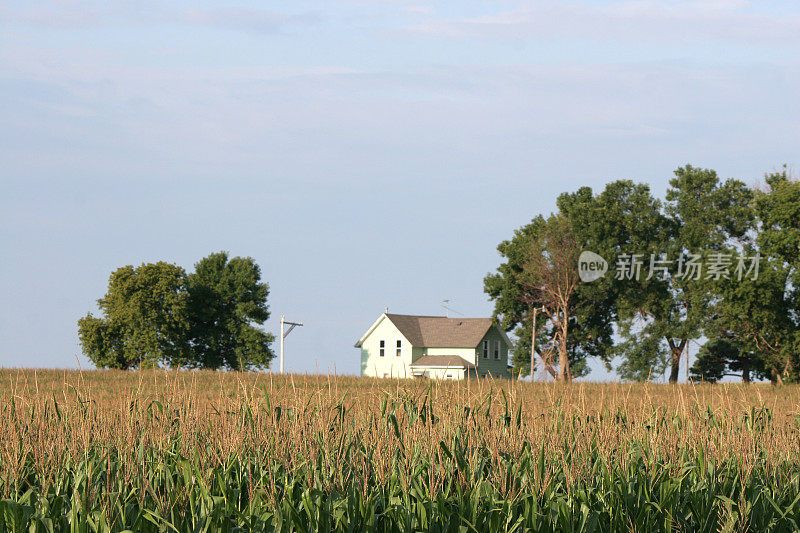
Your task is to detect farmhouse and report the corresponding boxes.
[355,313,512,379]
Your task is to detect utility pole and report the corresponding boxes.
[685,342,690,382]
[530,306,546,381]
[280,315,303,374]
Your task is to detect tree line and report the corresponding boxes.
[485,165,799,383]
[78,252,274,370]
[80,165,797,380]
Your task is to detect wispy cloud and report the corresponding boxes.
[3,55,798,185]
[401,5,433,15]
[3,2,320,33]
[179,7,322,33]
[403,0,800,44]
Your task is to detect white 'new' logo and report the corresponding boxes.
[578,251,608,282]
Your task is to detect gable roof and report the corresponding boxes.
[384,314,494,348]
[354,313,511,349]
[409,355,476,369]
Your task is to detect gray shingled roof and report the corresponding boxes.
[409,355,476,369]
[385,314,493,348]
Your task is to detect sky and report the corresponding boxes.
[1,0,799,381]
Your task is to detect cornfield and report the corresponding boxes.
[3,369,800,531]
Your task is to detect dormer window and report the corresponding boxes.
[396,340,402,356]
[379,340,385,357]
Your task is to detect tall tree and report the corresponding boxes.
[656,166,755,382]
[488,165,793,383]
[485,215,612,380]
[519,215,581,381]
[493,167,754,383]
[575,167,753,382]
[748,168,800,382]
[186,252,275,370]
[78,262,190,369]
[557,180,668,381]
[695,168,798,384]
[706,248,790,383]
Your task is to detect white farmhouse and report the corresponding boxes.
[355,313,512,379]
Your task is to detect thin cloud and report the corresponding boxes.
[403,0,800,45]
[179,8,322,34]
[4,2,320,33]
[402,5,433,15]
[180,8,286,33]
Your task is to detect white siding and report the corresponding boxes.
[414,367,467,380]
[360,317,412,378]
[358,316,511,379]
[420,347,476,364]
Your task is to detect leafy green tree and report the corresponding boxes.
[703,168,800,384]
[186,252,275,370]
[689,337,767,383]
[748,168,800,382]
[689,339,737,383]
[485,215,612,380]
[488,165,796,383]
[78,262,190,369]
[77,314,128,369]
[490,167,754,383]
[654,166,755,382]
[708,250,789,383]
[557,180,668,381]
[79,253,275,371]
[573,167,753,383]
[613,323,670,382]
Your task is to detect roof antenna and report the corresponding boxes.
[441,299,464,318]
[385,306,389,313]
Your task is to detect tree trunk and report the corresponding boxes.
[530,310,538,379]
[773,359,791,385]
[667,339,686,384]
[741,360,751,383]
[558,308,570,382]
[536,347,558,380]
[558,344,569,382]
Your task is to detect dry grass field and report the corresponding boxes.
[3,369,800,531]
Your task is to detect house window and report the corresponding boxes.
[396,340,402,356]
[493,340,500,359]
[379,340,385,357]
[482,340,488,359]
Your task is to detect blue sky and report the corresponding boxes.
[1,0,798,380]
